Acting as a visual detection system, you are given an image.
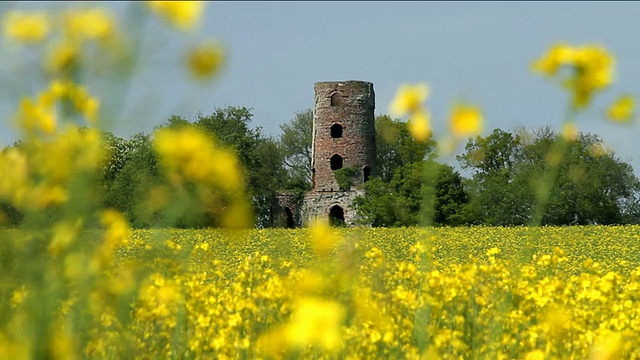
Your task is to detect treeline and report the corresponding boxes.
[2,106,639,228]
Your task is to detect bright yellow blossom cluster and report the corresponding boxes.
[532,43,615,109]
[3,11,50,43]
[0,126,104,211]
[14,80,100,136]
[606,94,635,123]
[146,1,205,31]
[389,83,432,142]
[153,127,243,192]
[449,102,484,139]
[153,127,252,228]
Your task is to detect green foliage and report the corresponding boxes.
[100,132,165,228]
[355,161,468,227]
[279,108,313,191]
[334,166,359,191]
[375,115,437,183]
[170,107,288,228]
[458,127,640,225]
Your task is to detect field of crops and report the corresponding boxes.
[2,225,640,359]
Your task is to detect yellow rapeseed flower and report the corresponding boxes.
[44,40,79,75]
[285,297,346,351]
[308,217,342,256]
[407,108,431,142]
[533,43,615,109]
[187,41,225,80]
[154,127,242,191]
[3,11,50,44]
[63,8,114,41]
[606,94,635,123]
[147,1,204,31]
[562,122,578,142]
[531,43,574,76]
[389,83,430,117]
[525,350,545,360]
[449,103,483,138]
[591,331,622,360]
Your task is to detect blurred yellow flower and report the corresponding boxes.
[561,122,578,142]
[308,217,342,256]
[525,350,545,360]
[63,8,114,41]
[591,331,622,360]
[16,97,57,135]
[449,103,483,138]
[606,94,634,123]
[285,297,345,351]
[153,127,243,192]
[147,1,204,31]
[533,43,615,109]
[407,108,431,142]
[389,83,429,117]
[531,43,574,76]
[44,40,79,75]
[3,11,50,44]
[187,41,225,80]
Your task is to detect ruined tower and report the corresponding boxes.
[302,80,376,226]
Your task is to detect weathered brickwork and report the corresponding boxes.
[311,81,376,191]
[277,80,376,227]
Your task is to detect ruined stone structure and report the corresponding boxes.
[275,80,376,227]
[301,80,376,226]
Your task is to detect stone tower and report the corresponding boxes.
[302,80,376,226]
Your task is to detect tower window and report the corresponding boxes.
[330,92,343,106]
[330,123,343,138]
[330,154,343,170]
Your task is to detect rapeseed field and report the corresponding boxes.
[3,225,640,359]
[2,3,639,359]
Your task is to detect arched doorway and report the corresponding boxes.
[363,165,371,183]
[284,207,294,228]
[328,205,345,227]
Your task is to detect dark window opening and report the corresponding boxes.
[330,123,343,138]
[311,168,316,188]
[363,166,371,183]
[284,207,294,228]
[329,205,345,226]
[330,154,343,170]
[330,92,343,106]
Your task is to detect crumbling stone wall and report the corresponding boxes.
[274,192,302,228]
[301,190,365,227]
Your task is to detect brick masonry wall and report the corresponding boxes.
[311,81,376,192]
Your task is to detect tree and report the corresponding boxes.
[278,108,313,191]
[375,115,437,183]
[191,107,288,228]
[100,132,165,228]
[457,127,640,225]
[355,161,469,227]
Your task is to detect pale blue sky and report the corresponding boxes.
[2,1,639,174]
